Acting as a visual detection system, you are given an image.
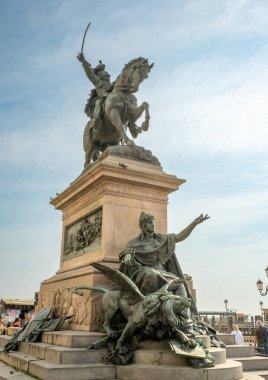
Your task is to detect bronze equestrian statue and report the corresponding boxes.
[78,52,153,166]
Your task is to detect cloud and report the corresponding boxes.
[138,49,268,158]
[169,185,268,235]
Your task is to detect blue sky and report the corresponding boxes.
[1,0,268,316]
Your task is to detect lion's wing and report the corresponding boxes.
[91,262,145,303]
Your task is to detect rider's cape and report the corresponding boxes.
[85,89,97,118]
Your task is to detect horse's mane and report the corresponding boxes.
[122,57,149,72]
[114,57,150,90]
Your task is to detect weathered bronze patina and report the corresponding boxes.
[119,212,209,315]
[77,25,153,166]
[72,213,217,367]
[68,25,217,370]
[73,262,215,368]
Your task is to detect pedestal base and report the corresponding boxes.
[37,148,185,331]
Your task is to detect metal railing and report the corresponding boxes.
[239,327,256,336]
[243,336,255,346]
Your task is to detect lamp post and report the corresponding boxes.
[224,299,233,333]
[224,299,228,333]
[256,266,268,296]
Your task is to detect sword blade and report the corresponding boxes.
[81,21,91,55]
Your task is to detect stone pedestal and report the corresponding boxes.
[37,149,185,331]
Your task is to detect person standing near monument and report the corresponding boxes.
[19,309,26,328]
[119,212,209,316]
[231,324,245,345]
[254,320,268,354]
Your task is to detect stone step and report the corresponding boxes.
[0,357,263,380]
[0,337,11,349]
[117,359,243,380]
[0,336,109,366]
[244,370,268,379]
[133,348,188,366]
[226,345,255,358]
[217,333,236,345]
[0,360,37,380]
[0,334,226,367]
[0,342,115,380]
[19,342,53,360]
[41,330,105,348]
[241,374,266,380]
[234,357,268,371]
[47,331,212,352]
[210,347,227,365]
[45,345,108,364]
[0,350,40,374]
[134,346,226,366]
[29,360,116,380]
[0,335,53,360]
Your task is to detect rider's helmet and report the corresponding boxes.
[94,61,110,83]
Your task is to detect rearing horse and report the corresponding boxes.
[83,57,153,166]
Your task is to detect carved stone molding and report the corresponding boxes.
[105,183,167,202]
[62,182,167,221]
[62,186,105,221]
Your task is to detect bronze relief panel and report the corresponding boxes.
[63,208,102,260]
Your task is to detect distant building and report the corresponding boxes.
[262,308,268,324]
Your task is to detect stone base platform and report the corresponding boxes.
[218,333,268,380]
[0,331,261,380]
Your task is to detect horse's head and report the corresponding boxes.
[129,58,154,93]
[115,57,153,93]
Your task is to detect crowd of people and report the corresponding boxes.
[0,309,33,335]
[230,320,268,355]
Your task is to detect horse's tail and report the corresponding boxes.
[83,118,103,150]
[72,286,109,295]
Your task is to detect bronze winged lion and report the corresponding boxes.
[72,262,196,356]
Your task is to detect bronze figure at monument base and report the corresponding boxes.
[72,212,216,368]
[78,50,153,167]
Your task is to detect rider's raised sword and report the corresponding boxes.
[80,21,91,56]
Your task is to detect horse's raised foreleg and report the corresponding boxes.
[129,102,150,132]
[109,108,134,145]
[127,122,142,138]
[141,104,150,131]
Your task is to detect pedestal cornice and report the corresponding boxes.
[50,156,185,212]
